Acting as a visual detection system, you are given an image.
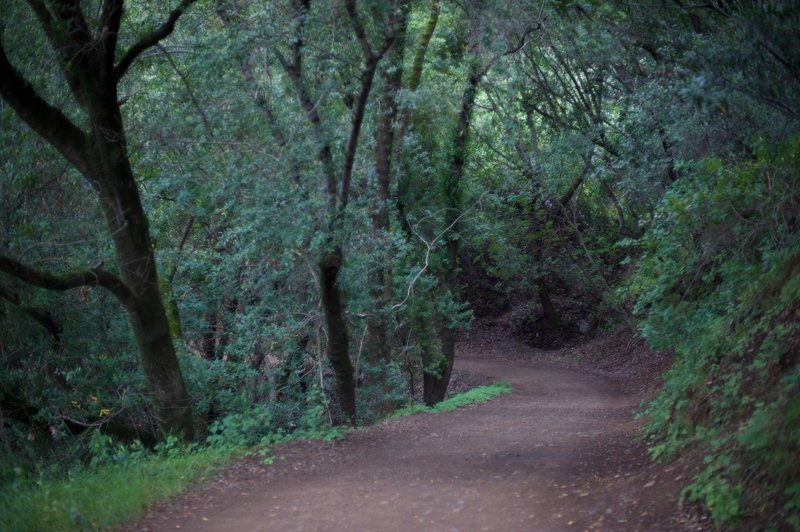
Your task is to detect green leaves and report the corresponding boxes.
[632,136,800,526]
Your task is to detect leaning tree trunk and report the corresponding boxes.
[364,9,408,413]
[424,240,458,406]
[90,100,194,440]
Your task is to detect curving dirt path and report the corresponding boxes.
[129,340,692,531]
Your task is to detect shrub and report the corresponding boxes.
[630,137,800,527]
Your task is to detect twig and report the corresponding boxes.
[391,193,487,310]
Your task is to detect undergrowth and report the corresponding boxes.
[629,137,800,529]
[390,381,512,418]
[0,442,227,531]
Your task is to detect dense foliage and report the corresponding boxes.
[632,140,800,525]
[1,0,798,527]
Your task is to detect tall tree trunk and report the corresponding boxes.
[537,280,560,329]
[366,76,398,367]
[272,0,400,423]
[423,329,454,405]
[319,248,356,423]
[365,7,408,412]
[423,56,484,405]
[423,237,458,406]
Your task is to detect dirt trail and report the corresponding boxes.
[129,340,690,531]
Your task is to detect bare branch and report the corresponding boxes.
[503,24,540,57]
[115,0,197,80]
[392,195,486,310]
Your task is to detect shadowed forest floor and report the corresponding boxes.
[126,328,704,531]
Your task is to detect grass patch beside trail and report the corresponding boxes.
[0,382,511,531]
[0,447,229,531]
[390,381,512,419]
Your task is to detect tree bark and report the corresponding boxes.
[319,248,356,424]
[537,280,560,329]
[275,0,398,423]
[364,5,409,412]
[423,326,454,406]
[81,94,196,440]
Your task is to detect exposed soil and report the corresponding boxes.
[126,325,704,531]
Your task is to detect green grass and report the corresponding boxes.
[389,381,512,418]
[0,447,229,531]
[0,382,512,531]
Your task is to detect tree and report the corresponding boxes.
[413,1,538,404]
[0,0,198,440]
[268,0,405,423]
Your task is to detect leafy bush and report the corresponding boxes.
[357,360,411,424]
[630,137,800,527]
[206,384,345,450]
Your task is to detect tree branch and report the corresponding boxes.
[275,3,337,207]
[407,0,439,91]
[339,0,398,211]
[115,0,197,80]
[100,0,125,70]
[157,44,213,139]
[339,55,379,211]
[244,62,303,184]
[25,0,56,44]
[558,148,593,207]
[49,0,93,46]
[24,0,90,102]
[344,0,374,59]
[0,43,89,175]
[0,255,134,308]
[503,24,539,57]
